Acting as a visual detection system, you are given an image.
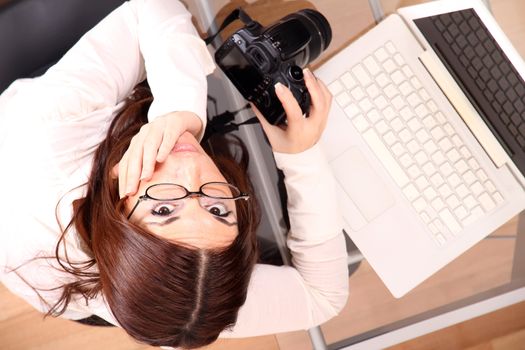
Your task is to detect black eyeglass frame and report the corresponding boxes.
[126,182,249,220]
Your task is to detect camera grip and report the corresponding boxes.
[291,82,311,117]
[285,65,311,117]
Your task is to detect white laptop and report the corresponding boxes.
[316,0,525,297]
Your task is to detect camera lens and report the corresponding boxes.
[297,9,332,61]
[302,10,331,45]
[288,65,304,81]
[264,9,332,67]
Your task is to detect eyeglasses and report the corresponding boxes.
[127,182,249,220]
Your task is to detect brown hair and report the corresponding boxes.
[50,85,260,348]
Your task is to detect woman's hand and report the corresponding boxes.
[115,111,202,197]
[252,68,332,154]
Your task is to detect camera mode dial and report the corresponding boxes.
[287,65,304,82]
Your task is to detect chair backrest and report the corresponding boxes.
[0,0,125,93]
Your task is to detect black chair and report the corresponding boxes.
[0,0,126,93]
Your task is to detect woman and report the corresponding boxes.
[0,0,349,349]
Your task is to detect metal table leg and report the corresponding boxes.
[511,211,525,280]
[368,0,385,23]
[309,326,328,350]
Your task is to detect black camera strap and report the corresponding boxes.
[202,104,259,142]
[203,8,260,140]
[204,8,255,46]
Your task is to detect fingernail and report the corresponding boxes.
[274,82,284,92]
[304,68,313,79]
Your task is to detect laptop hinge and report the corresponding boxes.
[418,50,507,169]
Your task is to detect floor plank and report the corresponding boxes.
[387,301,525,350]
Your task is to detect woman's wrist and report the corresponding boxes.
[273,143,324,169]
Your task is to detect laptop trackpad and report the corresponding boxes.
[332,147,396,222]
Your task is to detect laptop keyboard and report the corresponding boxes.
[415,9,525,178]
[442,11,525,149]
[327,41,504,247]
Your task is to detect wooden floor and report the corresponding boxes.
[2,0,525,349]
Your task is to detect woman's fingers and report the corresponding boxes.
[304,68,331,119]
[317,78,333,109]
[251,103,274,133]
[303,68,322,110]
[311,78,332,131]
[274,83,303,125]
[156,129,177,162]
[117,112,199,198]
[124,124,175,196]
[140,127,163,182]
[251,71,333,154]
[156,115,187,163]
[118,150,130,198]
[251,102,285,143]
[251,103,269,128]
[124,133,145,196]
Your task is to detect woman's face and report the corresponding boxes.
[125,132,239,249]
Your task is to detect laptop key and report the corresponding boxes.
[493,192,504,205]
[374,47,388,62]
[352,64,372,86]
[435,233,447,246]
[336,91,351,107]
[363,56,381,76]
[438,208,462,234]
[478,193,496,211]
[340,72,357,89]
[344,104,360,119]
[351,115,369,133]
[362,129,409,187]
[328,80,344,95]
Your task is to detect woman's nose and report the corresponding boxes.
[171,160,201,190]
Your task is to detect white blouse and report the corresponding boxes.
[0,0,348,338]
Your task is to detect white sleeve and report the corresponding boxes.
[11,0,214,134]
[221,145,349,337]
[135,0,216,132]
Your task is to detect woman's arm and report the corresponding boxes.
[135,0,216,126]
[2,0,216,192]
[1,0,214,176]
[221,70,349,337]
[37,0,214,123]
[2,0,215,142]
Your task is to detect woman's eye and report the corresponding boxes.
[151,203,178,216]
[207,203,231,217]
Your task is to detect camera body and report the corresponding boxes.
[215,9,331,125]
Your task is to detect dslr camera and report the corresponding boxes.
[214,8,332,125]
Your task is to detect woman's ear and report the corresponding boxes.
[111,163,119,179]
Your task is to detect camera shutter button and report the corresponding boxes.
[288,65,304,82]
